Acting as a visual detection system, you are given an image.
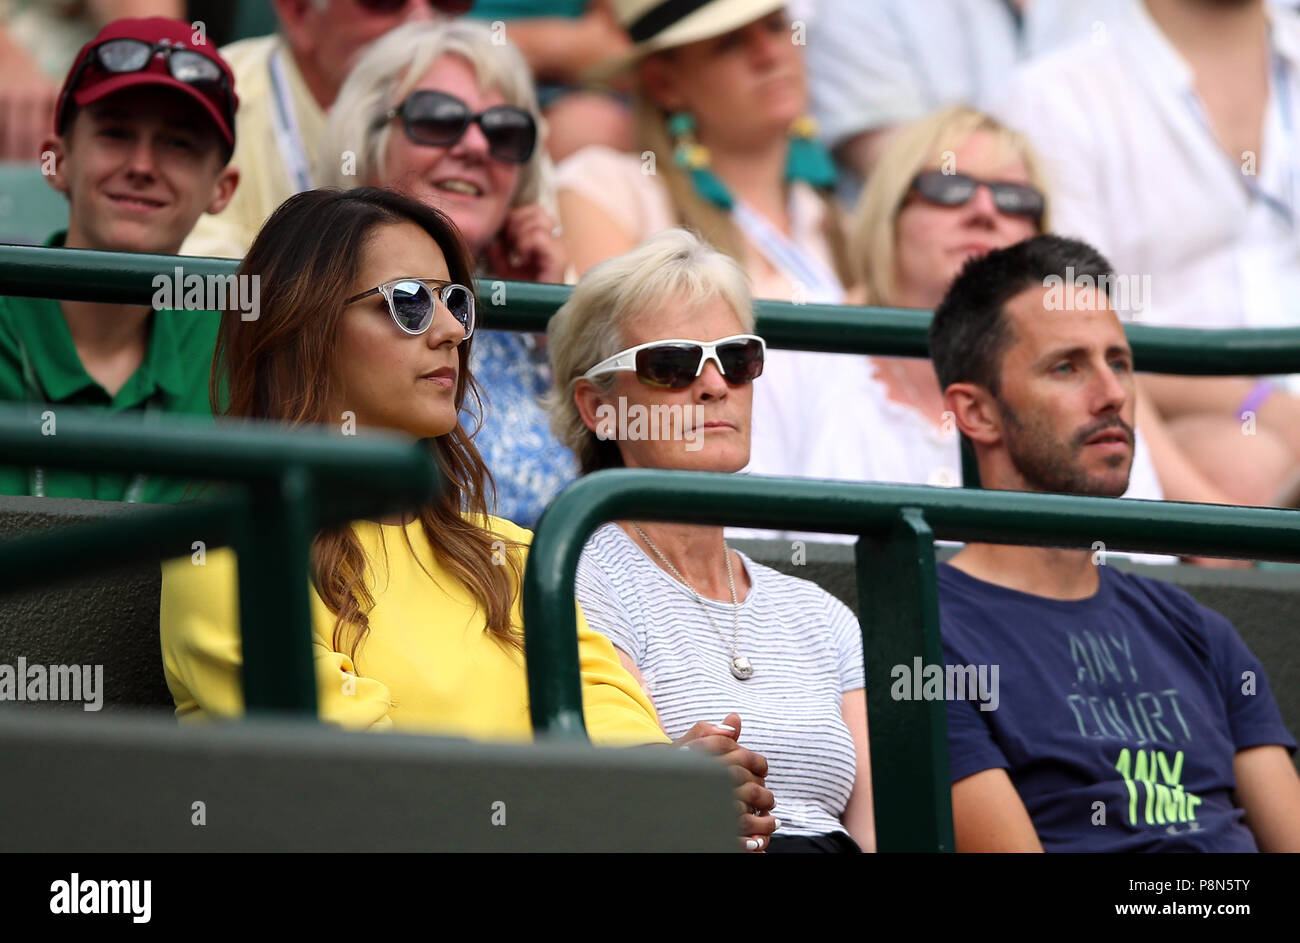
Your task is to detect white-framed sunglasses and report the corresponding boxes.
[582,334,766,389]
[344,277,475,339]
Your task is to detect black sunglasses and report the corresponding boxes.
[59,38,234,133]
[910,170,1045,220]
[345,277,476,339]
[379,90,537,164]
[582,335,767,390]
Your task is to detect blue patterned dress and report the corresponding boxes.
[460,330,577,528]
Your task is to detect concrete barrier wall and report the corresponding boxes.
[0,496,171,711]
[0,712,735,852]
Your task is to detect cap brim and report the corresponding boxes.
[73,72,233,148]
[587,0,788,84]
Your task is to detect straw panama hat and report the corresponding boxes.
[593,0,789,80]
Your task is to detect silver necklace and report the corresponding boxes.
[632,524,753,680]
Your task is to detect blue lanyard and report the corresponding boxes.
[731,196,844,304]
[269,48,314,194]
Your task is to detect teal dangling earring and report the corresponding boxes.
[785,115,838,189]
[668,111,734,210]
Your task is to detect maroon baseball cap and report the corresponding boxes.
[55,17,238,151]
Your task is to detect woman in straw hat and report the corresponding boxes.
[557,0,848,304]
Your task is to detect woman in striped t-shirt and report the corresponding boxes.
[545,228,875,852]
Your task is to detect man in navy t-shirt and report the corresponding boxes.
[927,234,1300,852]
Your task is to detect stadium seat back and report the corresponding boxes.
[0,496,173,713]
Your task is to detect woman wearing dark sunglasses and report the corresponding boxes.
[546,229,875,853]
[322,20,577,529]
[160,189,778,851]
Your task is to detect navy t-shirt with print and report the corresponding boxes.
[937,562,1295,852]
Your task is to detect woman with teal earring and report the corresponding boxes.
[556,0,849,305]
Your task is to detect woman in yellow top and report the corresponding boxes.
[159,186,776,849]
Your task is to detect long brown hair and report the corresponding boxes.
[211,186,524,660]
[633,83,853,291]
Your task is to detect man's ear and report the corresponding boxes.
[573,378,616,439]
[40,136,70,196]
[945,381,1003,447]
[205,164,240,216]
[273,0,321,56]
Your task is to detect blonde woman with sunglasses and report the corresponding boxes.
[546,229,875,853]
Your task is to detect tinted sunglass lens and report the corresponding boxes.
[170,50,223,84]
[994,184,1045,218]
[357,0,409,11]
[636,345,703,388]
[717,339,765,382]
[930,174,977,205]
[481,108,537,162]
[404,94,470,145]
[442,285,474,334]
[389,281,434,332]
[97,39,152,72]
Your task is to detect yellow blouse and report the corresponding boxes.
[159,514,667,746]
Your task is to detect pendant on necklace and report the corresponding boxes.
[731,656,754,681]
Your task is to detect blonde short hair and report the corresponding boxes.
[848,105,1051,304]
[319,20,550,210]
[544,228,754,475]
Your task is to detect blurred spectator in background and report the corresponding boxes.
[807,0,1106,191]
[757,107,1235,515]
[996,0,1300,507]
[547,229,873,852]
[558,0,850,301]
[0,0,184,161]
[0,17,238,501]
[181,0,467,259]
[321,20,575,527]
[463,0,634,161]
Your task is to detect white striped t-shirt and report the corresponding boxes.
[575,523,865,839]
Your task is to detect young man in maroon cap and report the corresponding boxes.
[0,17,240,503]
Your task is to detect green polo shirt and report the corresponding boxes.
[0,237,222,503]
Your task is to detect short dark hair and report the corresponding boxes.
[928,234,1115,395]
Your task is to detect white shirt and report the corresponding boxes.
[807,0,1112,151]
[994,1,1300,374]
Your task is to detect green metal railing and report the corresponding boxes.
[522,468,1300,851]
[5,244,1300,371]
[7,244,1300,851]
[0,406,440,714]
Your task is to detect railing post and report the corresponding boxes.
[856,506,955,852]
[237,465,318,716]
